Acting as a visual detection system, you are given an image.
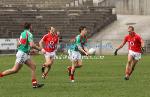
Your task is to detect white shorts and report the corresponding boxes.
[68,50,81,61]
[44,51,56,59]
[15,50,30,64]
[129,50,141,60]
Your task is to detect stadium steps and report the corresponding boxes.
[0,6,117,39]
[1,0,74,8]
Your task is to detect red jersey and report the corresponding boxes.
[42,33,59,52]
[124,32,142,53]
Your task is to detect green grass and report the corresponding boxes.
[0,55,150,97]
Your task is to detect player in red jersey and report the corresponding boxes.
[39,26,59,79]
[114,26,144,80]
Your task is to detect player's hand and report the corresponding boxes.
[114,49,118,56]
[41,49,46,54]
[141,47,145,54]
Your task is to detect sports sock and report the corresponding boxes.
[32,79,37,86]
[70,74,74,80]
[0,73,4,77]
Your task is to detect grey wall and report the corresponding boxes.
[116,0,150,15]
[98,0,150,15]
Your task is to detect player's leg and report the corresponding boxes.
[129,59,138,76]
[75,60,82,68]
[41,51,55,79]
[42,57,54,79]
[0,63,22,77]
[71,51,82,82]
[67,52,77,82]
[69,59,82,76]
[125,54,134,80]
[129,52,141,76]
[0,51,24,77]
[25,59,44,88]
[67,50,72,76]
[75,51,82,68]
[25,59,36,80]
[70,60,77,82]
[67,50,81,82]
[69,59,82,82]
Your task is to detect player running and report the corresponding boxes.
[114,26,144,80]
[67,26,89,82]
[39,26,59,79]
[0,22,44,88]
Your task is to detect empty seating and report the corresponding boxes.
[0,6,117,41]
[1,0,74,8]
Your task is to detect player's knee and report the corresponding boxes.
[71,67,75,71]
[44,63,51,68]
[127,60,132,64]
[75,64,82,68]
[46,61,53,66]
[78,64,82,67]
[32,65,36,70]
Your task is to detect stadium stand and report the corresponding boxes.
[0,0,117,42]
[0,7,116,39]
[0,0,74,8]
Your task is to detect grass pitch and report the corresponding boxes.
[0,55,150,97]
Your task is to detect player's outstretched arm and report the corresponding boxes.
[29,41,41,51]
[78,45,88,56]
[114,40,126,56]
[17,39,21,47]
[39,38,46,54]
[83,46,88,53]
[141,38,145,54]
[55,36,60,52]
[114,49,118,56]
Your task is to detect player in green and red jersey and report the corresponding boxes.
[67,26,89,82]
[0,22,44,88]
